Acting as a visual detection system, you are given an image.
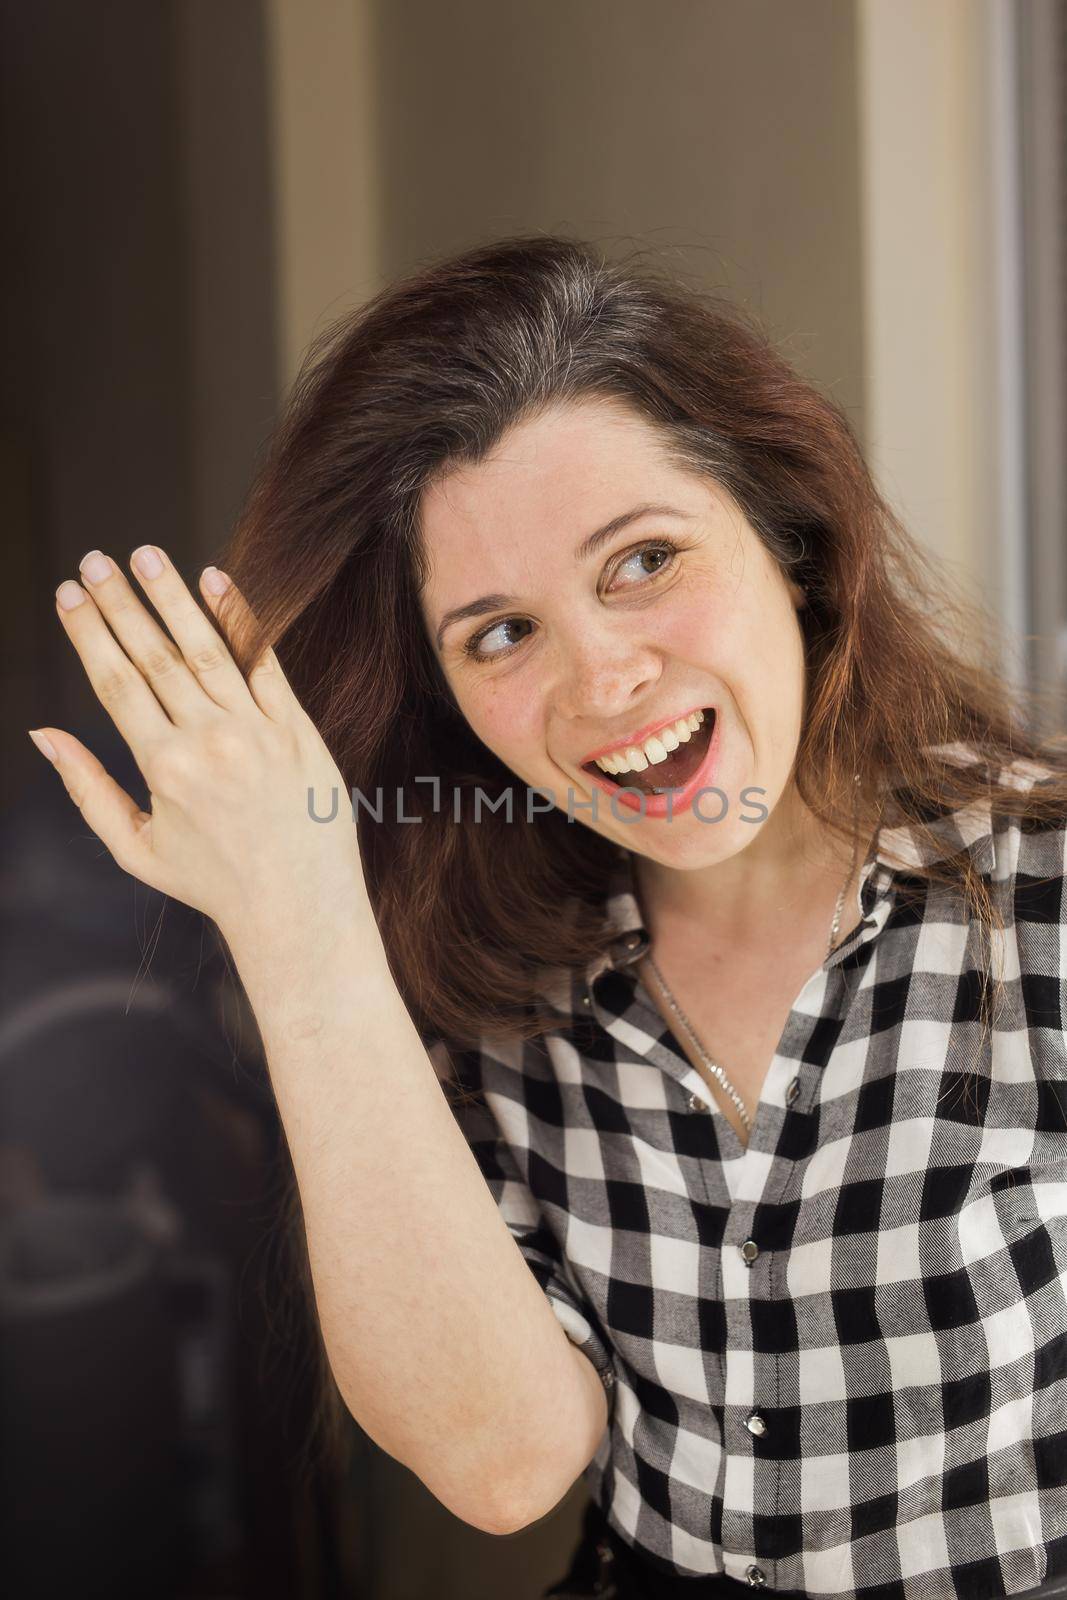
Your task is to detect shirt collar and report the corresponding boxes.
[583,742,998,988]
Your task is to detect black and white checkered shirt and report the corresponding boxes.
[431,748,1067,1598]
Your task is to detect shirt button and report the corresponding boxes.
[582,994,591,1006]
[785,1076,800,1106]
[746,1412,767,1436]
[746,1565,767,1587]
[740,1239,759,1265]
[688,1092,711,1112]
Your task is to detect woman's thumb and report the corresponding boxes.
[27,727,157,885]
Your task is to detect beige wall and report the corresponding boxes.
[376,0,864,429]
[265,0,381,392]
[267,0,865,429]
[858,0,1022,659]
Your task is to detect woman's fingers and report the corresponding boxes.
[54,576,175,756]
[80,546,251,719]
[197,567,299,721]
[27,727,160,890]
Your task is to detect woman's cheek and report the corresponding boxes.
[660,606,737,685]
[470,683,542,765]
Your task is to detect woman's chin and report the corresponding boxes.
[626,818,754,872]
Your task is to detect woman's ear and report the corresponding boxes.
[787,577,806,611]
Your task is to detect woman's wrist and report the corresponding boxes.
[218,860,377,1000]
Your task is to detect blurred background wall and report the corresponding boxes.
[2,2,1064,1597]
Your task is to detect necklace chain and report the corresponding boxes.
[642,831,861,1138]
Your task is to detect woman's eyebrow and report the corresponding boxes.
[433,502,696,651]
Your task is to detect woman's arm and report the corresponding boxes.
[33,547,605,1533]
[224,892,609,1534]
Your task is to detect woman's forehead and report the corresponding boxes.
[419,401,709,562]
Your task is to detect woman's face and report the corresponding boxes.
[418,395,807,870]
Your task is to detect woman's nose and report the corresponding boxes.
[552,633,662,720]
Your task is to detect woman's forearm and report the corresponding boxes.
[223,891,607,1534]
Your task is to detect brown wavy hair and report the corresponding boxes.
[213,232,1067,1469]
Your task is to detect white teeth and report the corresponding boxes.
[593,709,707,775]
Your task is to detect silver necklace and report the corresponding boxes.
[642,834,861,1136]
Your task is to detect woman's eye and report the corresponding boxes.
[466,616,533,659]
[613,544,673,586]
[462,539,679,664]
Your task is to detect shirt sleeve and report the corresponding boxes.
[426,1036,617,1412]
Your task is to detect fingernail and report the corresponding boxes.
[202,566,230,595]
[132,545,164,579]
[56,580,85,609]
[28,729,57,762]
[79,550,112,584]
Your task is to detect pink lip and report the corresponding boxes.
[578,702,709,767]
[583,707,722,819]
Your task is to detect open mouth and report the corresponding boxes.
[581,708,717,795]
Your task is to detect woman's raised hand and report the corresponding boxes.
[28,546,364,946]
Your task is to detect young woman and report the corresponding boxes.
[29,236,1067,1600]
